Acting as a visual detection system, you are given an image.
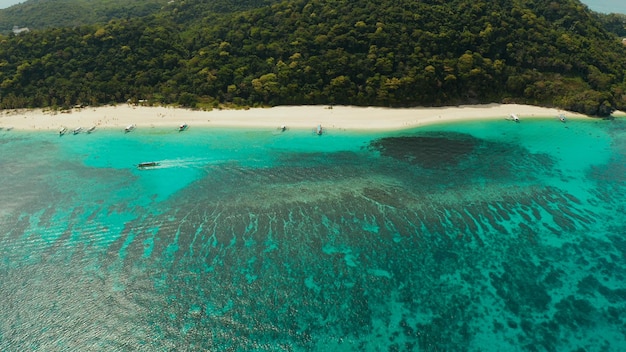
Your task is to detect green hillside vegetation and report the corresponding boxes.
[0,0,276,33]
[0,0,168,33]
[1,0,626,116]
[595,12,626,37]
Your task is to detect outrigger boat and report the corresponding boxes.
[59,127,67,136]
[73,127,82,135]
[137,161,160,169]
[125,124,136,133]
[179,123,188,132]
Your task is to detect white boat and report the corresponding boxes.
[509,114,520,122]
[316,124,323,135]
[179,123,188,132]
[59,127,67,136]
[558,114,566,123]
[125,124,136,133]
[73,127,82,135]
[87,126,96,133]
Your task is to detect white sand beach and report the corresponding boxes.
[0,103,609,132]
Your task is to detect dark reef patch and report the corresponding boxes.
[369,133,479,168]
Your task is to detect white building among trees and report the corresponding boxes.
[12,26,30,35]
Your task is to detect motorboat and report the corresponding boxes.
[59,127,67,136]
[179,123,188,132]
[509,114,520,122]
[280,125,287,132]
[137,161,160,169]
[558,114,566,123]
[73,127,82,135]
[316,124,323,135]
[87,126,96,133]
[125,124,136,133]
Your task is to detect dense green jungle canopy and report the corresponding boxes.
[1,0,626,116]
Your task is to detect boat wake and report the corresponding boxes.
[138,157,218,170]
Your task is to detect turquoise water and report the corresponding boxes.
[1,118,625,351]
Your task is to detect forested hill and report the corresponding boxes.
[0,0,276,32]
[1,0,626,116]
[0,0,167,32]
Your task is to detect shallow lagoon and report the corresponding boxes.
[1,117,625,350]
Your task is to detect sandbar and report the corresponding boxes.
[0,103,612,132]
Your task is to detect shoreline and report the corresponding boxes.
[0,103,616,132]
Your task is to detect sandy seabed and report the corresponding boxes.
[0,103,618,132]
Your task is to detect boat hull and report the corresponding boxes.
[137,162,160,169]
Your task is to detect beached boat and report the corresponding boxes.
[509,114,520,122]
[59,127,67,136]
[125,124,136,133]
[137,161,160,169]
[316,124,323,135]
[179,123,188,132]
[558,114,566,123]
[73,127,83,135]
[87,126,96,133]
